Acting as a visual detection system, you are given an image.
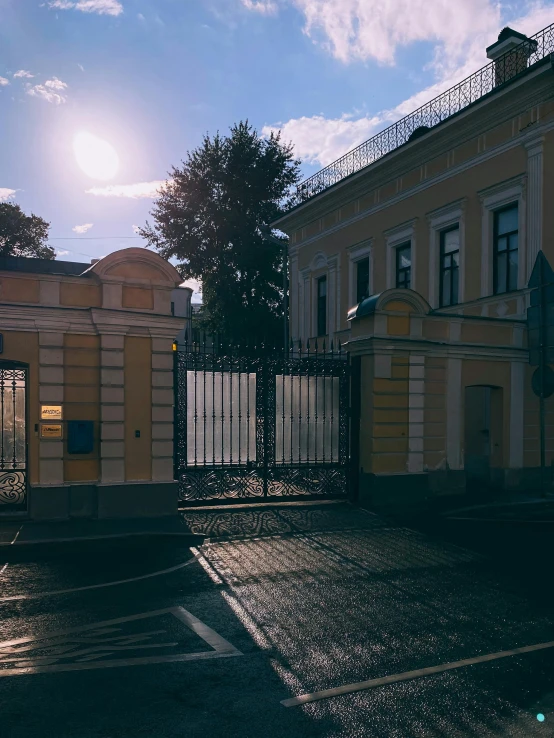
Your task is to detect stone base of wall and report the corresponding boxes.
[358,466,553,514]
[29,482,178,521]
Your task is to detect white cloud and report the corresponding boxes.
[27,77,68,104]
[0,77,9,86]
[0,188,16,201]
[72,223,94,234]
[56,249,70,257]
[13,70,33,78]
[264,3,554,167]
[137,12,145,20]
[45,77,67,90]
[263,113,383,166]
[182,278,203,302]
[241,0,278,13]
[292,0,500,66]
[85,180,169,198]
[78,63,85,71]
[48,0,123,16]
[132,224,141,233]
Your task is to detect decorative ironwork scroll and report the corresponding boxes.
[0,367,27,512]
[296,23,554,203]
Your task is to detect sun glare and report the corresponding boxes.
[73,131,119,180]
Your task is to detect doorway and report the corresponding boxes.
[464,386,503,495]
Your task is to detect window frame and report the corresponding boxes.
[492,202,519,295]
[316,274,327,337]
[439,224,460,307]
[355,256,370,303]
[395,241,412,289]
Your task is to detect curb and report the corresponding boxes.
[0,532,205,560]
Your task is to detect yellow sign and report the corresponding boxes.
[40,424,63,439]
[41,405,63,421]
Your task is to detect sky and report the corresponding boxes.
[1,0,554,303]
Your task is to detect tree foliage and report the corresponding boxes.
[0,202,54,259]
[140,121,301,346]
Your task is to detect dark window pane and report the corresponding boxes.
[317,276,327,336]
[452,266,459,304]
[442,270,451,306]
[497,205,518,235]
[452,251,459,267]
[496,236,508,252]
[356,258,370,303]
[442,227,459,253]
[399,249,411,268]
[510,233,518,252]
[496,252,507,293]
[509,250,518,291]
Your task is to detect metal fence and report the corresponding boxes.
[296,22,554,202]
[174,339,350,505]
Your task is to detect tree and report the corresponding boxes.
[140,121,301,346]
[0,202,54,259]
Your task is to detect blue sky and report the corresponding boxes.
[1,0,553,300]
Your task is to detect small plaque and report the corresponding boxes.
[40,423,63,439]
[41,405,63,421]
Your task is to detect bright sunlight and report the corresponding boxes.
[73,131,119,180]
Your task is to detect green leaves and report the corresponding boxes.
[140,121,301,345]
[0,203,54,260]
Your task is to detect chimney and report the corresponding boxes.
[90,258,99,265]
[486,27,538,87]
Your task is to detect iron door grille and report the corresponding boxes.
[0,366,27,512]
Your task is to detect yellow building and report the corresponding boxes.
[272,25,554,506]
[0,248,187,520]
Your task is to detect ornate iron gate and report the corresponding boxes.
[174,340,350,505]
[0,365,27,513]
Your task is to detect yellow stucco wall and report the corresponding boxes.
[63,334,100,482]
[124,336,152,481]
[60,282,102,308]
[0,331,40,485]
[0,277,40,303]
[122,286,154,310]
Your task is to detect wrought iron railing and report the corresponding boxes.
[296,22,554,203]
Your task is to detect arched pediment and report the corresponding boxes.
[85,248,181,285]
[376,288,430,315]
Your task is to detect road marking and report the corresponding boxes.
[0,607,242,676]
[0,552,201,601]
[0,564,8,576]
[281,639,554,707]
[11,525,23,545]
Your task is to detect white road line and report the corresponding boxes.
[0,606,242,676]
[0,564,8,576]
[0,552,201,602]
[11,526,23,545]
[281,639,554,707]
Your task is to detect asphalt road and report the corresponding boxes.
[0,502,553,737]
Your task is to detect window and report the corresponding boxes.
[395,243,411,288]
[493,204,518,294]
[356,257,370,303]
[317,275,327,336]
[439,226,460,306]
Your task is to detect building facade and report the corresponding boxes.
[273,26,554,505]
[0,248,185,520]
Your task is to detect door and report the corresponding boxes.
[464,385,503,495]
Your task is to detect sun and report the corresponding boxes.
[73,131,119,180]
